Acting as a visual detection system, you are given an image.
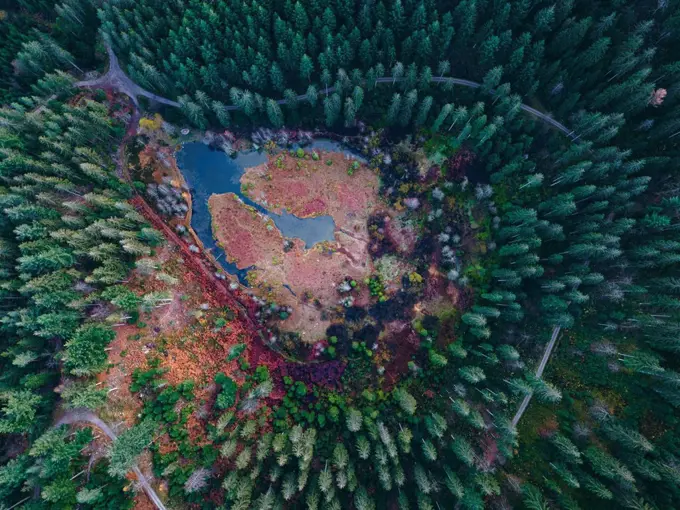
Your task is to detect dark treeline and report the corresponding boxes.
[0,0,101,102]
[98,0,679,151]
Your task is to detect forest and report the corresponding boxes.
[1,0,680,509]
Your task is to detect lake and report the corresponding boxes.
[176,142,338,281]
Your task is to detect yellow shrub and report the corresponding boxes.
[139,113,164,131]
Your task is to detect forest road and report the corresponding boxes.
[511,326,562,428]
[75,44,180,108]
[77,46,577,141]
[55,409,168,510]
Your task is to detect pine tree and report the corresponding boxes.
[356,436,370,460]
[387,93,402,125]
[346,408,362,432]
[107,420,154,478]
[0,391,42,434]
[323,94,341,127]
[266,99,285,128]
[61,381,107,409]
[415,96,433,126]
[270,63,286,92]
[306,85,318,107]
[394,388,417,415]
[391,62,404,85]
[300,54,314,82]
[399,89,417,126]
[432,103,453,132]
[212,101,231,127]
[482,66,503,94]
[344,97,357,126]
[522,483,549,510]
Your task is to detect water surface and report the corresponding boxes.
[176,143,338,281]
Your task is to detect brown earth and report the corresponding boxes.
[101,197,278,433]
[99,241,251,430]
[209,192,372,343]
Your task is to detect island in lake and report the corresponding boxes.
[209,149,381,342]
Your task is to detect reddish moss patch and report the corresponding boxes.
[300,197,327,216]
[242,151,379,232]
[382,320,420,387]
[209,152,388,343]
[209,193,282,268]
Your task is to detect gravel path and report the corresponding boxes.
[511,326,562,428]
[75,44,180,108]
[77,46,576,140]
[56,409,168,510]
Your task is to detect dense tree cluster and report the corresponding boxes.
[0,86,160,505]
[97,0,680,144]
[0,0,679,509]
[0,0,101,102]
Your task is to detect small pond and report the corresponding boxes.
[177,140,355,282]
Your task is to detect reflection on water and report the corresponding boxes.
[176,142,341,282]
[307,139,367,163]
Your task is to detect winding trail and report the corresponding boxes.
[55,410,168,510]
[75,45,180,108]
[77,45,577,140]
[511,326,562,428]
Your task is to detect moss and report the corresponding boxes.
[514,404,559,477]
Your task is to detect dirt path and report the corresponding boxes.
[56,409,168,510]
[130,196,260,333]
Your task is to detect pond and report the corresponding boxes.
[176,142,341,281]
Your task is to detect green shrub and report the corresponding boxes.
[214,373,238,410]
[227,343,246,361]
[254,365,271,383]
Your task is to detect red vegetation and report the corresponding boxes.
[300,197,327,217]
[131,196,258,332]
[247,334,285,379]
[280,361,346,390]
[447,148,476,180]
[382,320,420,387]
[130,196,286,372]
